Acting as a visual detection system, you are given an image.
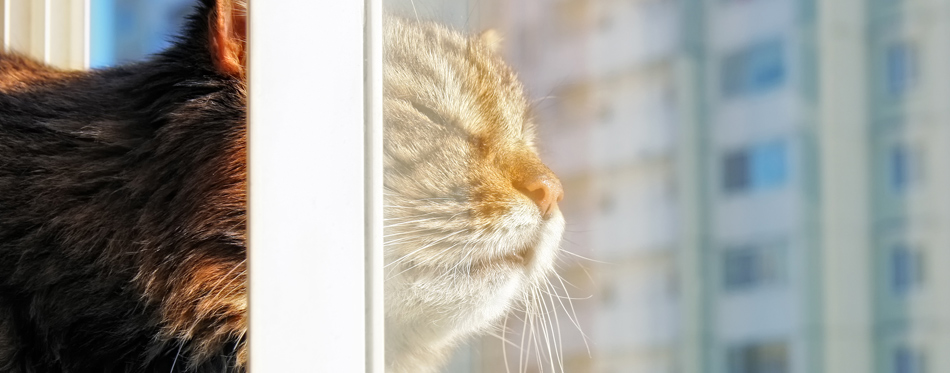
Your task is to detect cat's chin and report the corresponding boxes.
[385,210,564,373]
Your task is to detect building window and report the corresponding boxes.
[889,144,923,193]
[723,243,785,291]
[891,245,924,296]
[724,151,751,192]
[891,146,910,191]
[721,39,786,98]
[724,248,757,289]
[886,42,918,96]
[723,141,789,194]
[894,345,926,373]
[751,141,788,189]
[727,341,789,373]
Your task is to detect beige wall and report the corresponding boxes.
[1,0,88,69]
[817,0,874,371]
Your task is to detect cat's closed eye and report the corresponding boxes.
[411,102,452,127]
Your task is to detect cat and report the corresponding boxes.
[383,17,565,372]
[0,0,565,372]
[0,1,248,371]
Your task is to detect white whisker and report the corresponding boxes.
[552,271,591,357]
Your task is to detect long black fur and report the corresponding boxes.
[0,1,248,371]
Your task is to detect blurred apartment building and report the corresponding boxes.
[819,0,950,372]
[676,0,821,372]
[396,0,950,372]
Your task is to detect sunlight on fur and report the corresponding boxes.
[383,17,581,373]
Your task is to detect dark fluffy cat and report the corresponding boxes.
[0,1,247,371]
[0,1,566,372]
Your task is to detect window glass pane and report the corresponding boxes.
[891,245,924,295]
[747,42,786,93]
[751,140,788,189]
[894,346,926,373]
[724,141,787,194]
[724,247,757,289]
[723,242,785,291]
[889,144,924,193]
[724,150,751,193]
[727,341,789,373]
[90,0,198,67]
[890,145,909,191]
[722,40,786,98]
[886,42,917,96]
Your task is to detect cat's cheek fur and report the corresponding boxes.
[525,210,566,284]
[385,209,564,373]
[383,17,566,372]
[385,272,523,373]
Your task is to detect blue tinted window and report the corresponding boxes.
[747,42,785,92]
[724,248,757,289]
[886,42,917,96]
[90,0,117,68]
[751,141,788,189]
[891,146,909,191]
[91,0,198,68]
[723,243,785,292]
[723,151,750,193]
[722,40,786,98]
[723,141,788,194]
[889,145,923,193]
[891,245,923,296]
[894,346,925,373]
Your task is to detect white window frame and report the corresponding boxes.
[248,1,384,372]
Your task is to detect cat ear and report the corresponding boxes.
[208,0,247,77]
[479,29,503,53]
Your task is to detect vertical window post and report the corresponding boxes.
[248,0,383,371]
[366,0,385,371]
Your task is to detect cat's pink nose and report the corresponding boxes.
[516,170,564,219]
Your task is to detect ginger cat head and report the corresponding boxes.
[383,18,565,372]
